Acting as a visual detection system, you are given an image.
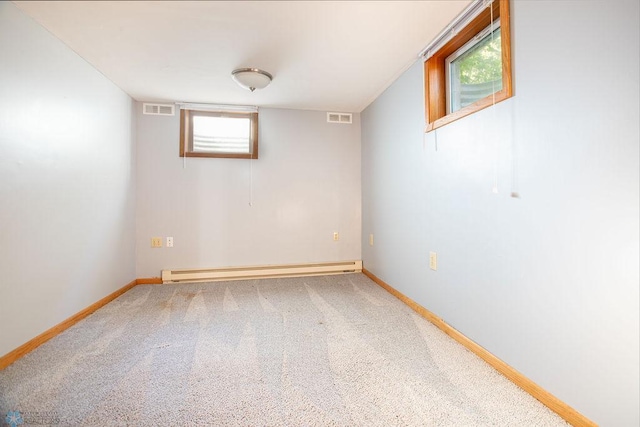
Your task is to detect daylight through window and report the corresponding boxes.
[423,0,512,131]
[180,109,258,159]
[446,19,502,113]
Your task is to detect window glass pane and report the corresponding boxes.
[448,26,502,113]
[192,116,251,154]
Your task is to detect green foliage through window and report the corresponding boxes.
[447,23,503,113]
[457,29,502,85]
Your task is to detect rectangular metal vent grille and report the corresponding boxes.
[143,103,175,116]
[327,112,352,124]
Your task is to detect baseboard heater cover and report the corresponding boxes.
[161,260,363,283]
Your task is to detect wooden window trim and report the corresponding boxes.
[424,0,512,132]
[179,109,259,159]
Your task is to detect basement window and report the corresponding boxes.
[424,0,512,131]
[446,18,502,114]
[180,109,258,159]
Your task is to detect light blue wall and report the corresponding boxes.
[0,3,137,357]
[135,107,361,278]
[361,1,639,425]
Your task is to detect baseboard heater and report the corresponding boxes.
[161,260,363,284]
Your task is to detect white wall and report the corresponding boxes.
[136,106,361,277]
[361,1,639,426]
[0,3,136,357]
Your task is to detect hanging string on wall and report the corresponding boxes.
[434,127,439,152]
[422,125,438,152]
[423,129,427,151]
[487,0,499,194]
[509,100,520,198]
[249,153,253,207]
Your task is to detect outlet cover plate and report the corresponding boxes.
[429,252,437,270]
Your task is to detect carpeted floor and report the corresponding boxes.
[0,274,568,426]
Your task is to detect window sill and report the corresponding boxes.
[181,152,257,159]
[425,88,512,132]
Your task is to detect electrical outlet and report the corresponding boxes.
[369,234,374,246]
[151,237,162,248]
[333,232,339,241]
[166,237,173,247]
[429,252,437,270]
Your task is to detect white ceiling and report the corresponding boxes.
[13,1,470,113]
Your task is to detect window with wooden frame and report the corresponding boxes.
[180,109,258,159]
[424,0,512,132]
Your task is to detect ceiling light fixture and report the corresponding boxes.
[231,68,273,92]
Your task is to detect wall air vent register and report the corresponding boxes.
[327,112,352,124]
[143,103,175,116]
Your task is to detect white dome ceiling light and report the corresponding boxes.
[231,68,273,92]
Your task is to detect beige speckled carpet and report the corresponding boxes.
[0,274,568,426]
